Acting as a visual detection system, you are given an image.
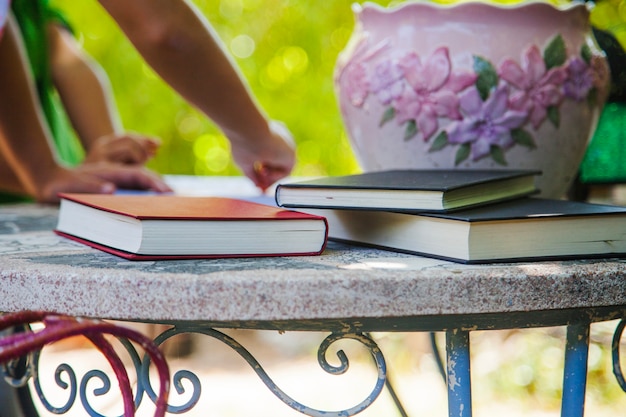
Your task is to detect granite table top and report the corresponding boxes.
[1,176,625,331]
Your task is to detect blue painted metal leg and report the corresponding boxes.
[446,329,472,417]
[561,323,590,417]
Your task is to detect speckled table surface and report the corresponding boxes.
[1,177,625,331]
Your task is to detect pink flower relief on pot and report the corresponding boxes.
[563,57,594,101]
[370,60,405,105]
[446,84,528,161]
[338,37,393,108]
[393,47,476,140]
[343,61,370,107]
[499,45,567,129]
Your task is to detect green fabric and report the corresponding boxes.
[11,0,84,167]
[579,102,626,183]
[0,192,32,204]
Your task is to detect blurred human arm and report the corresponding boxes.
[97,0,295,190]
[0,16,171,203]
[47,23,160,165]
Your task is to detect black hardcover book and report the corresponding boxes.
[276,169,540,212]
[303,198,626,264]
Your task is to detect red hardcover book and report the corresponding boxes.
[55,194,328,260]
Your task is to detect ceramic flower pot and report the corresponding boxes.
[335,1,610,198]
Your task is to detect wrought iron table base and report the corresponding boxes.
[4,317,626,417]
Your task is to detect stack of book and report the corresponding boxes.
[275,170,626,264]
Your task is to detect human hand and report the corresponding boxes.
[36,163,172,204]
[84,133,161,165]
[230,121,296,192]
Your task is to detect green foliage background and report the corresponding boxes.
[49,0,406,178]
[49,0,624,180]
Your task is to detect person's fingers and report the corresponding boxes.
[39,174,115,204]
[124,135,161,159]
[251,162,292,192]
[111,139,149,164]
[65,177,116,195]
[248,122,296,190]
[141,136,161,156]
[88,134,162,165]
[86,165,173,193]
[34,163,171,204]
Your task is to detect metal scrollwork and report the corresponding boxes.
[32,355,77,414]
[139,326,202,414]
[28,336,145,416]
[612,318,626,391]
[313,332,387,416]
[9,325,390,416]
[0,312,170,417]
[79,370,115,417]
[139,326,388,417]
[0,325,34,388]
